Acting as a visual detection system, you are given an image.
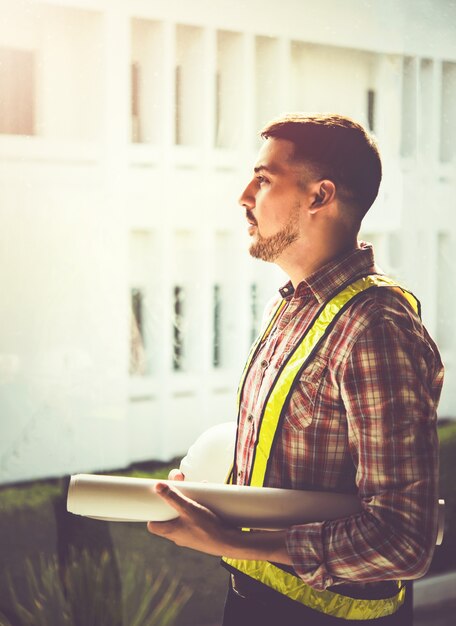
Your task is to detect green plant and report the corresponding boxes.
[0,549,192,626]
[0,480,63,515]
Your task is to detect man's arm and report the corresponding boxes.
[147,482,292,564]
[286,317,443,589]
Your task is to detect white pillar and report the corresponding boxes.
[162,20,176,154]
[101,3,130,464]
[277,37,291,112]
[242,32,256,153]
[374,54,403,158]
[202,27,217,155]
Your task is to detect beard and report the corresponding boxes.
[248,203,301,262]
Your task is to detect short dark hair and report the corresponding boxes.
[261,113,382,218]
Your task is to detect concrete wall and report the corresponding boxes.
[1,0,455,484]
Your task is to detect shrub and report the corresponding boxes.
[0,548,191,626]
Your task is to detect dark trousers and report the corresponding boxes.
[222,580,413,626]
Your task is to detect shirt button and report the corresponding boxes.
[247,414,254,422]
[260,359,268,369]
[237,470,243,479]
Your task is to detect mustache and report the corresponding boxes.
[246,211,257,225]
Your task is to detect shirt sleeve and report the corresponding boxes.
[285,317,443,590]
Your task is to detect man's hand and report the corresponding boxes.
[147,481,292,565]
[147,482,237,556]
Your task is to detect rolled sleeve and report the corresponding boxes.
[286,522,332,589]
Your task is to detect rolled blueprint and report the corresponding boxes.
[67,474,362,528]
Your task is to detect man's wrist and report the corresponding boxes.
[223,528,292,565]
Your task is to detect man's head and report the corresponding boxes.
[239,113,381,276]
[260,113,382,221]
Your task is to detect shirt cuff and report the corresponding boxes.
[286,522,334,590]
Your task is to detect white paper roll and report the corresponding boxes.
[67,474,362,527]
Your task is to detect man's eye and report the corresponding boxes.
[256,175,269,185]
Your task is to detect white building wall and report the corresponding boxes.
[1,0,456,484]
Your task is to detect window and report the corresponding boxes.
[128,231,157,377]
[175,25,204,146]
[255,36,280,140]
[172,285,185,371]
[0,47,35,136]
[215,30,243,148]
[129,288,147,376]
[215,70,221,146]
[387,231,402,277]
[400,57,417,158]
[213,284,222,367]
[367,89,375,132]
[175,65,183,145]
[437,233,453,349]
[131,62,141,142]
[419,59,433,155]
[130,19,164,144]
[440,61,456,163]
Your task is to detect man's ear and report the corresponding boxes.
[309,180,336,214]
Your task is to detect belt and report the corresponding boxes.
[231,572,404,603]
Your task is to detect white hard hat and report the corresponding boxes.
[179,422,237,483]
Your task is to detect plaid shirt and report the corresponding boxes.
[236,243,443,591]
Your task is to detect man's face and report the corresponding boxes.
[239,138,309,263]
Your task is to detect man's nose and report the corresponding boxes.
[238,181,255,209]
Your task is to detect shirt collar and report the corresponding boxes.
[278,242,378,305]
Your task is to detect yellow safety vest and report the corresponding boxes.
[223,274,420,621]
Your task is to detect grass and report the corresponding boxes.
[438,419,456,444]
[0,461,175,515]
[0,480,63,515]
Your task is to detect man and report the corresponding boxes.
[147,114,443,625]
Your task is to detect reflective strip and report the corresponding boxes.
[223,274,418,619]
[227,298,287,485]
[236,299,287,408]
[222,558,406,621]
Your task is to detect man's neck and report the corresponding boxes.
[277,238,359,289]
